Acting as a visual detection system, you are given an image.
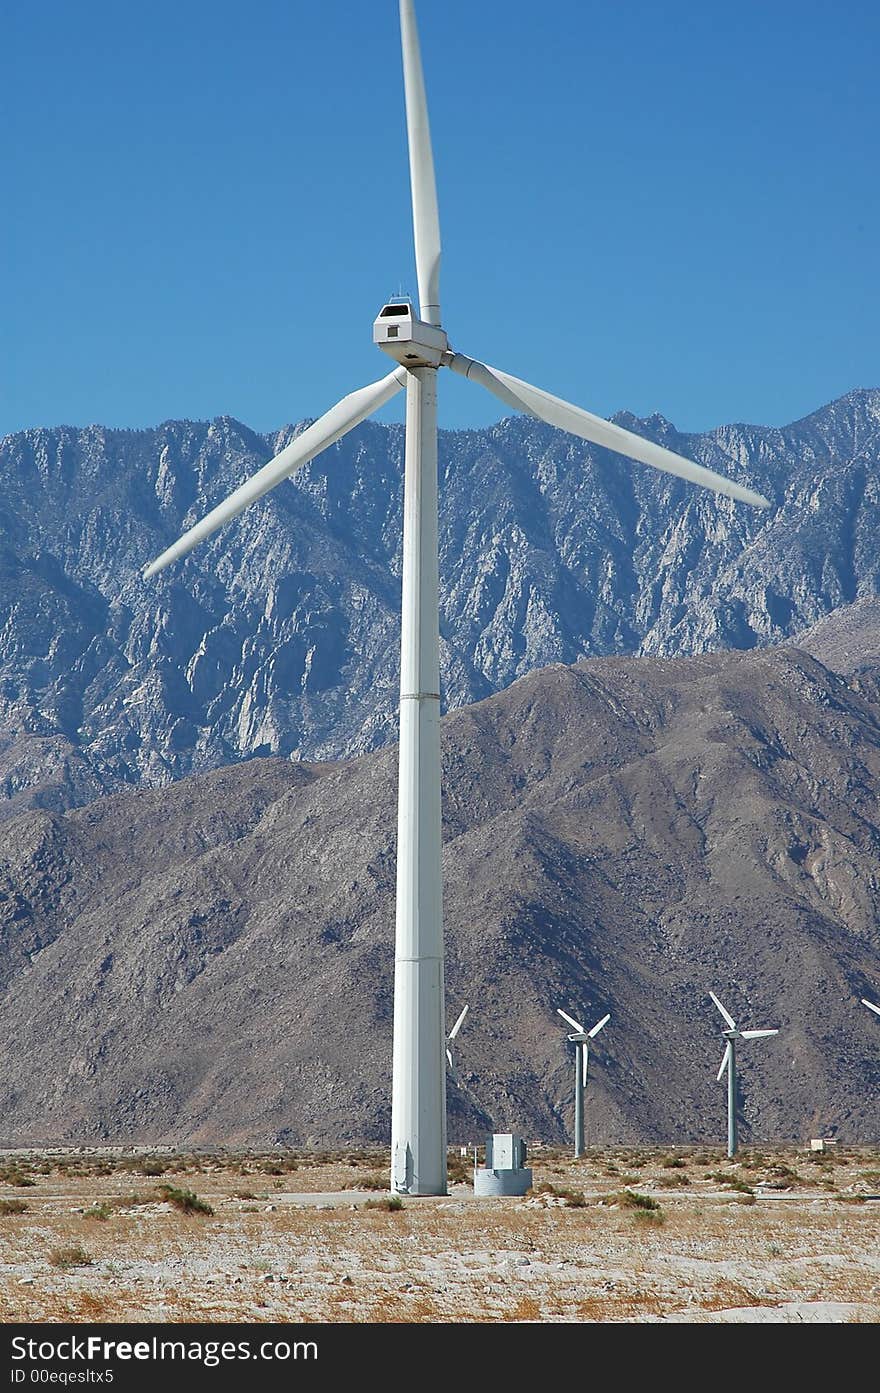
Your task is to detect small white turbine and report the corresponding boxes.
[557,1007,610,1158]
[445,1004,469,1072]
[709,991,779,1158]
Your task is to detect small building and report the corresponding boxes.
[473,1133,533,1197]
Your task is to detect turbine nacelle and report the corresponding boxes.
[373,300,448,369]
[709,991,779,1083]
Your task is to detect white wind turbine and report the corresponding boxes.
[862,997,880,1022]
[446,1004,469,1072]
[143,0,771,1195]
[709,991,779,1158]
[557,1008,610,1158]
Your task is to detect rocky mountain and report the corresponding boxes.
[1,641,879,1148]
[1,387,879,817]
[795,595,880,677]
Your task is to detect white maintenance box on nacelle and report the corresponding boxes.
[373,300,448,368]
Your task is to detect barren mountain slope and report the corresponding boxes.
[0,644,879,1147]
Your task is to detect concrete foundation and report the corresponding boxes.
[473,1166,533,1197]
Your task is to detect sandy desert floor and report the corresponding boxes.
[0,1144,878,1323]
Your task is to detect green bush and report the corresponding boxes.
[83,1203,113,1220]
[156,1185,213,1216]
[634,1207,666,1226]
[705,1171,754,1195]
[615,1189,661,1211]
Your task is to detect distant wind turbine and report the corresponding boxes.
[143,0,771,1195]
[557,1007,610,1158]
[446,1004,469,1072]
[709,991,779,1158]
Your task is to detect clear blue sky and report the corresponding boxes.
[5,0,878,439]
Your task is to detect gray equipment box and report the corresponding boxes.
[474,1132,533,1197]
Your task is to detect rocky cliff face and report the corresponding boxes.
[1,387,878,814]
[1,642,878,1147]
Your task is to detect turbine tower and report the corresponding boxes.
[557,1008,610,1158]
[143,0,770,1195]
[709,991,779,1158]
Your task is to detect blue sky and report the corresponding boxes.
[5,0,878,439]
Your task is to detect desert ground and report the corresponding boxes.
[1,1145,878,1324]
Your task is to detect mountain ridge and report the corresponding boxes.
[1,386,878,818]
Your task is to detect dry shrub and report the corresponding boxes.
[504,1295,542,1321]
[49,1245,92,1270]
[65,1292,121,1321]
[363,1195,403,1212]
[0,1198,29,1215]
[404,1297,440,1320]
[0,1168,35,1188]
[533,1182,587,1208]
[706,1172,754,1195]
[447,1155,470,1185]
[348,1174,387,1191]
[701,1278,775,1311]
[105,1191,150,1210]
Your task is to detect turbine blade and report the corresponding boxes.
[708,991,737,1031]
[445,1047,453,1070]
[448,353,770,509]
[143,367,407,577]
[582,1049,589,1088]
[717,1043,731,1081]
[448,1004,469,1041]
[862,998,880,1018]
[740,1029,779,1040]
[588,1012,610,1039]
[557,1007,585,1034]
[399,0,441,325]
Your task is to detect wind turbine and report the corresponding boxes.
[142,0,771,1196]
[709,991,778,1159]
[446,1004,469,1072]
[862,997,880,1021]
[557,1008,610,1158]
